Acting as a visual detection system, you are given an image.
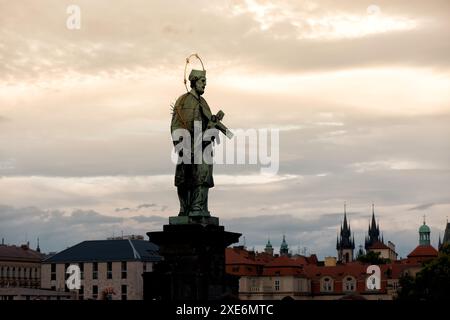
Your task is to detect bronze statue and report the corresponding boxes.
[170,55,232,220]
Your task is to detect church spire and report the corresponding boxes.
[419,216,431,246]
[280,235,289,256]
[265,237,274,255]
[36,237,41,253]
[366,203,381,249]
[337,203,354,263]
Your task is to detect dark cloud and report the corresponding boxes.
[409,203,436,211]
[115,203,163,212]
[69,209,122,224]
[137,203,157,209]
[0,205,166,252]
[129,215,167,224]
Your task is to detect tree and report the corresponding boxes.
[356,251,389,264]
[397,247,450,300]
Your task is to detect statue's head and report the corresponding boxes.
[189,69,206,96]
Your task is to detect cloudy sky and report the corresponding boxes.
[1,0,449,258]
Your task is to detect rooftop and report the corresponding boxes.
[0,244,44,262]
[43,239,161,263]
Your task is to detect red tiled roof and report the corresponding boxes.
[367,241,389,250]
[264,256,306,268]
[262,267,305,276]
[225,248,264,266]
[407,245,438,258]
[0,245,43,262]
[303,262,368,279]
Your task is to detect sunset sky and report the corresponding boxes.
[1,0,449,258]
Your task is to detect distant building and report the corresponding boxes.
[364,205,398,261]
[41,239,160,300]
[438,220,450,251]
[280,235,289,256]
[264,239,274,256]
[0,240,43,289]
[407,218,438,264]
[226,246,417,300]
[365,204,381,250]
[336,204,355,263]
[0,287,74,301]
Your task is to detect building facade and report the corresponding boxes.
[407,218,438,264]
[0,241,43,289]
[41,239,160,300]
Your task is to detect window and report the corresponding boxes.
[321,277,333,292]
[79,263,84,280]
[121,261,127,279]
[18,267,22,279]
[92,262,98,280]
[51,264,56,281]
[92,285,98,300]
[250,278,259,292]
[343,276,356,292]
[274,280,280,291]
[79,285,84,300]
[107,262,113,279]
[121,285,127,301]
[34,268,38,279]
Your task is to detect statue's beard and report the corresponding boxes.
[196,87,205,95]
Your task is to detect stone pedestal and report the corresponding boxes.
[144,223,241,301]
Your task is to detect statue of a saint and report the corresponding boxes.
[171,68,213,217]
[170,55,232,221]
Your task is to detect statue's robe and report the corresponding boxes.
[171,92,214,188]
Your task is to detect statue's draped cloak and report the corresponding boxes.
[171,92,214,188]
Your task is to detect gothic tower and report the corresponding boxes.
[365,203,381,250]
[336,203,355,263]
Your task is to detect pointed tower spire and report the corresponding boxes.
[371,203,377,229]
[36,237,40,253]
[280,234,289,256]
[343,202,348,230]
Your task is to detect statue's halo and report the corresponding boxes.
[184,53,205,92]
